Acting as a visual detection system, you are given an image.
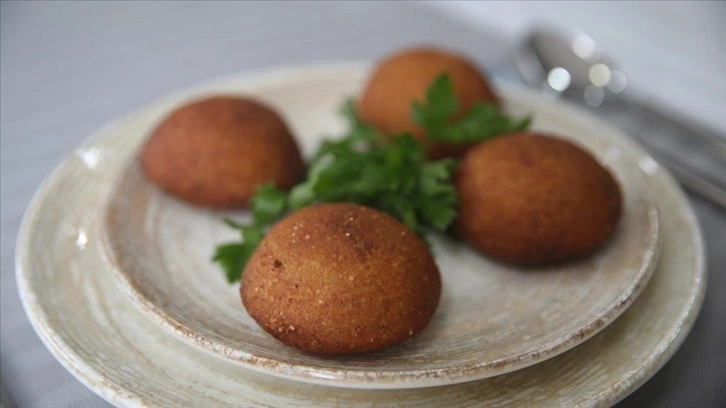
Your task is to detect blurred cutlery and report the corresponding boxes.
[515,26,726,210]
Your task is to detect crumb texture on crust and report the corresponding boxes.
[140,96,304,208]
[455,132,622,265]
[241,203,441,355]
[358,47,499,159]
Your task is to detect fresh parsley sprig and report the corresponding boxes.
[211,184,285,283]
[412,73,531,143]
[288,109,457,236]
[212,73,531,283]
[212,103,457,283]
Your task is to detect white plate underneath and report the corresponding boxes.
[97,64,660,389]
[17,64,705,407]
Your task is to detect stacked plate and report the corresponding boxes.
[16,64,706,407]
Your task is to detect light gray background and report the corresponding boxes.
[1,1,724,407]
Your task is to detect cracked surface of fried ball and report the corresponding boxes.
[140,96,304,208]
[241,203,441,355]
[358,47,499,159]
[455,132,622,265]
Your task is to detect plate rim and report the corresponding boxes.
[15,62,706,405]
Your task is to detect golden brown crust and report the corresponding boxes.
[140,96,304,208]
[241,203,441,355]
[455,132,622,265]
[357,47,499,159]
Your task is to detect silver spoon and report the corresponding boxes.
[516,25,726,210]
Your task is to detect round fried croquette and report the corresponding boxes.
[140,96,304,208]
[358,47,500,159]
[241,203,441,355]
[455,132,622,265]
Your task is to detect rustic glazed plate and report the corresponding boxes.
[16,64,704,406]
[96,65,659,389]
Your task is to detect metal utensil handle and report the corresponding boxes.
[630,97,726,163]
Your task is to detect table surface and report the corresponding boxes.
[1,2,724,407]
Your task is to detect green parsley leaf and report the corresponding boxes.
[412,74,458,128]
[214,220,266,283]
[251,183,287,224]
[212,186,286,283]
[412,73,531,143]
[212,242,251,283]
[446,102,531,142]
[416,159,458,231]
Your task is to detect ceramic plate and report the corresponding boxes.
[96,65,659,389]
[17,64,705,406]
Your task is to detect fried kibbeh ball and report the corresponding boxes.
[241,203,441,355]
[455,132,622,266]
[358,47,499,159]
[140,96,304,208]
